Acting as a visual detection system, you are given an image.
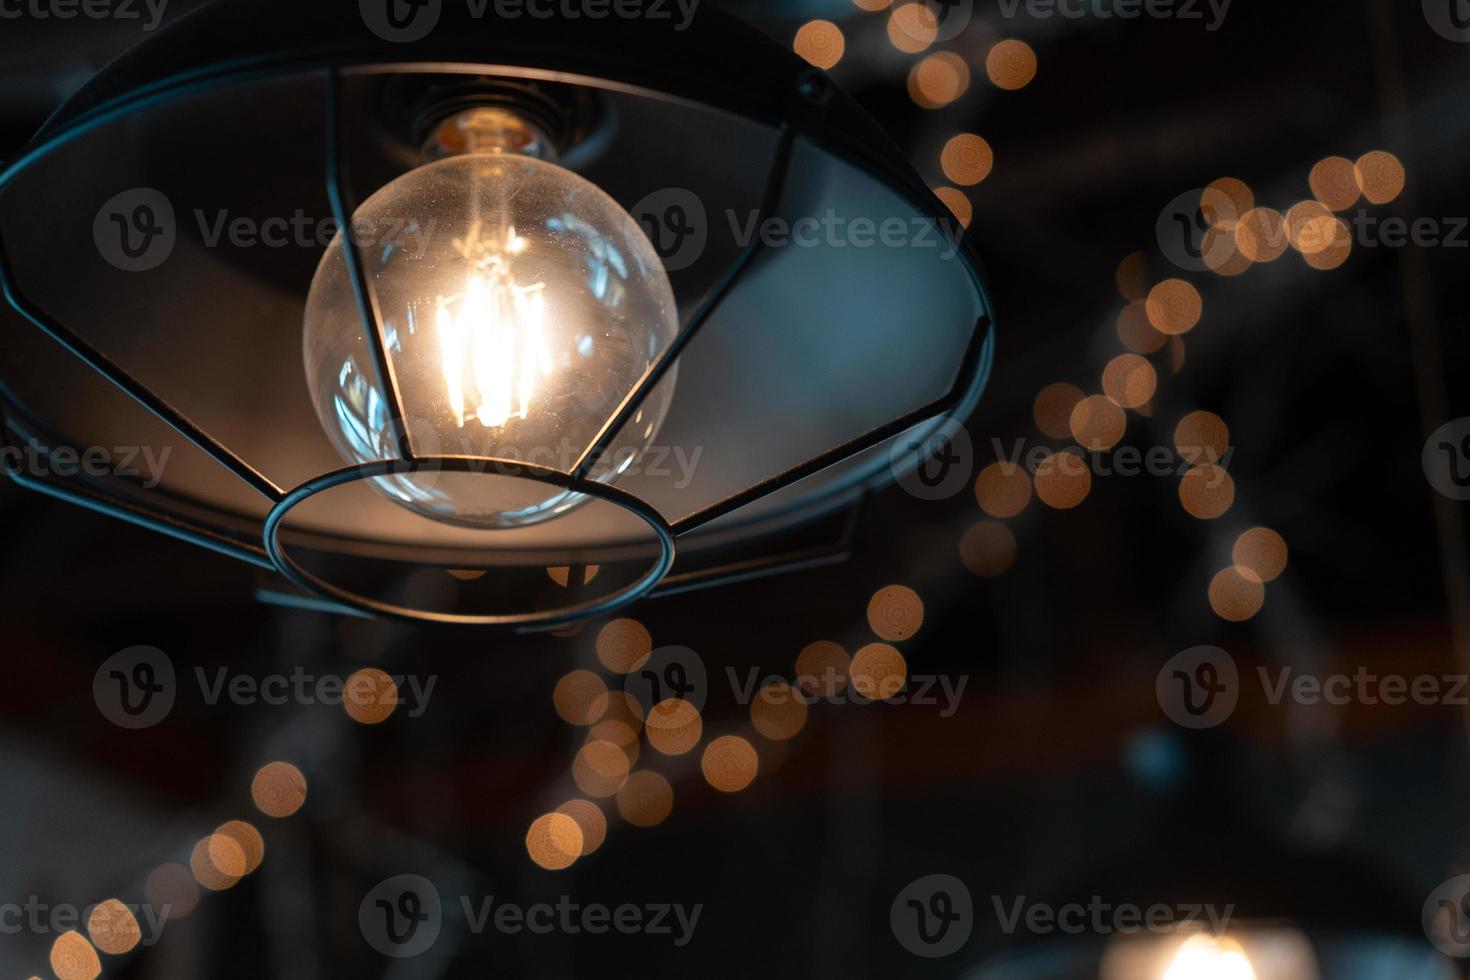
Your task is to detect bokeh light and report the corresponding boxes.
[850,643,908,700]
[796,641,850,697]
[1310,156,1361,211]
[751,682,808,741]
[645,698,703,755]
[702,736,759,793]
[191,834,244,891]
[887,3,938,52]
[1179,465,1236,520]
[794,20,845,69]
[251,761,307,818]
[940,134,994,186]
[1303,216,1352,270]
[933,186,973,228]
[144,863,199,920]
[986,39,1038,90]
[1209,565,1265,621]
[49,932,101,980]
[1117,301,1166,354]
[526,812,583,870]
[959,520,1017,577]
[867,584,924,641]
[1146,279,1203,335]
[85,899,141,956]
[596,618,652,673]
[1070,394,1127,451]
[1034,381,1086,438]
[215,820,264,875]
[1174,411,1230,464]
[617,770,675,827]
[1032,449,1092,510]
[555,799,607,856]
[1115,251,1150,301]
[1102,353,1157,409]
[909,52,970,108]
[1355,150,1405,204]
[554,669,610,726]
[1234,527,1289,582]
[343,667,398,725]
[1200,178,1253,225]
[1235,207,1288,263]
[573,740,632,798]
[975,461,1033,517]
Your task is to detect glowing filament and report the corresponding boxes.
[437,260,552,430]
[1162,936,1257,980]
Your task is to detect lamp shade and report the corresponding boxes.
[0,0,994,626]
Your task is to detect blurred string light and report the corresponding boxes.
[252,761,308,818]
[909,52,970,109]
[646,698,703,755]
[793,19,845,69]
[49,931,101,980]
[867,584,924,641]
[85,899,141,956]
[553,669,609,726]
[556,799,607,856]
[985,39,1038,90]
[526,812,583,871]
[701,736,759,793]
[616,771,674,828]
[595,617,653,673]
[886,3,938,53]
[940,133,994,186]
[342,667,398,725]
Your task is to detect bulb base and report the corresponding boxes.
[393,78,605,167]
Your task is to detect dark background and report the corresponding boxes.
[1,0,1468,976]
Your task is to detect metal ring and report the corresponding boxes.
[264,456,675,628]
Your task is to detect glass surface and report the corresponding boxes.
[303,153,678,528]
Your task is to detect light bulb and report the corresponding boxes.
[1162,935,1258,980]
[303,144,678,529]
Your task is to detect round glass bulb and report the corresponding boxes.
[303,153,679,528]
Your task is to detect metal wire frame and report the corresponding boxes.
[0,55,996,626]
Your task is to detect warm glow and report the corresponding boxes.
[751,682,808,741]
[1285,200,1336,255]
[49,932,101,980]
[959,521,1017,578]
[1233,527,1288,582]
[1201,178,1253,226]
[1179,465,1236,520]
[1102,353,1157,409]
[1310,156,1361,211]
[436,226,551,429]
[1163,935,1258,980]
[1303,217,1352,270]
[986,39,1038,89]
[526,812,583,870]
[573,740,631,798]
[144,863,199,920]
[887,3,939,52]
[1146,279,1203,335]
[617,770,675,827]
[556,799,608,856]
[191,835,244,891]
[553,669,610,726]
[1234,208,1287,263]
[933,186,973,228]
[596,618,653,673]
[1116,251,1150,301]
[1355,150,1405,204]
[344,667,398,725]
[867,584,924,641]
[1034,382,1086,438]
[910,52,970,107]
[796,641,850,697]
[1070,394,1128,451]
[251,761,308,818]
[975,461,1033,517]
[1210,566,1265,621]
[1117,301,1166,354]
[941,134,994,186]
[1033,449,1092,510]
[645,698,703,755]
[215,820,265,875]
[850,643,908,700]
[85,900,141,956]
[794,20,846,69]
[702,736,759,792]
[1174,411,1230,464]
